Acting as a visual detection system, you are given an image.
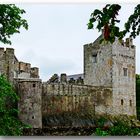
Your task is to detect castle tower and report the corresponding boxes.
[84,35,112,86]
[112,38,136,116]
[15,78,42,128]
[84,36,136,117]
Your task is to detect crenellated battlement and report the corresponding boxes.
[19,62,31,73]
[0,48,40,81]
[119,37,135,49]
[84,37,135,50]
[30,67,39,78]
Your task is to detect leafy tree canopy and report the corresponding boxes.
[0,4,28,45]
[87,4,140,43]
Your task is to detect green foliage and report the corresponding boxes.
[108,120,131,136]
[108,120,140,136]
[94,128,109,136]
[136,74,140,81]
[125,5,140,38]
[93,117,140,136]
[88,4,140,44]
[0,75,30,136]
[0,4,28,45]
[97,117,107,128]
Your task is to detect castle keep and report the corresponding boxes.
[0,35,136,128]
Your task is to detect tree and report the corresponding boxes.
[0,4,28,45]
[87,4,140,43]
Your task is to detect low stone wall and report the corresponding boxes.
[42,83,113,118]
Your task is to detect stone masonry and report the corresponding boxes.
[84,36,136,116]
[0,35,137,128]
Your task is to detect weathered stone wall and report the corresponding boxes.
[0,48,16,83]
[15,79,42,128]
[0,48,5,75]
[84,35,112,86]
[30,67,39,78]
[112,38,136,116]
[0,48,40,81]
[13,56,19,78]
[19,62,31,73]
[83,37,136,117]
[42,83,113,117]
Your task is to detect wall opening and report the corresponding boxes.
[92,54,97,63]
[32,116,35,119]
[123,68,128,76]
[130,100,132,106]
[121,99,123,105]
[33,83,36,87]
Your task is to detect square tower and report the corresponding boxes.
[84,36,136,117]
[84,35,112,86]
[112,38,136,116]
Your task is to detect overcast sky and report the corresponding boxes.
[0,3,140,81]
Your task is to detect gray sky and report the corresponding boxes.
[0,4,140,81]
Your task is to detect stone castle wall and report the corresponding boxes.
[42,83,113,117]
[84,35,112,86]
[112,38,136,116]
[0,48,16,82]
[84,37,136,117]
[15,78,42,128]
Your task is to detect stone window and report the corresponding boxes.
[32,116,35,119]
[131,45,135,49]
[33,83,36,87]
[130,100,132,106]
[123,68,128,76]
[121,99,123,105]
[92,54,97,63]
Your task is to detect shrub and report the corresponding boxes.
[94,128,109,136]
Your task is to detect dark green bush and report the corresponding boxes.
[94,128,109,136]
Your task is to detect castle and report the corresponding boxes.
[0,35,136,128]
